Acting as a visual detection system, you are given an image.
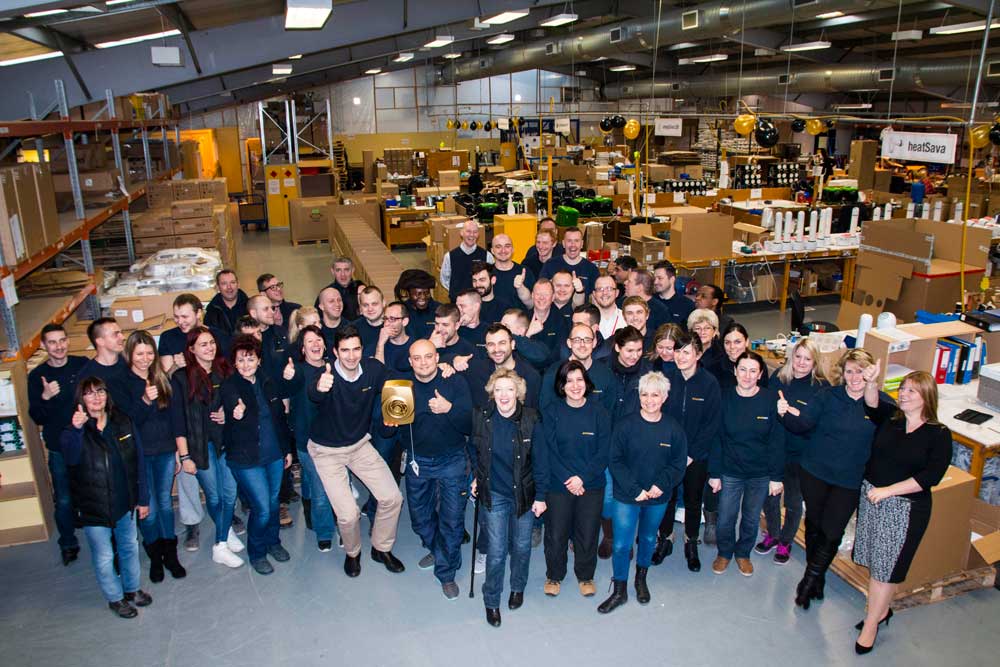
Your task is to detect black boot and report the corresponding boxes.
[597,579,628,614]
[302,498,313,531]
[160,537,187,579]
[634,567,651,604]
[684,541,701,572]
[143,542,164,583]
[809,538,839,602]
[598,519,613,560]
[651,533,673,565]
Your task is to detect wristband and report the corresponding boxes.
[179,455,191,462]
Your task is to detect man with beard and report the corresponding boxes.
[470,262,505,326]
[591,275,626,340]
[456,289,489,351]
[375,301,412,373]
[488,234,534,311]
[461,323,541,410]
[652,260,695,328]
[396,270,440,338]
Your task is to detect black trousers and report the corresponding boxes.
[799,466,859,551]
[543,487,603,582]
[662,459,710,542]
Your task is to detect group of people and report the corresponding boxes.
[29,219,952,651]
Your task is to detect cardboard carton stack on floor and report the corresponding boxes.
[328,207,404,298]
[289,197,336,245]
[130,202,238,265]
[0,163,62,267]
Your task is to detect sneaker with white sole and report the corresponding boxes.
[418,553,435,570]
[227,528,245,553]
[212,542,244,568]
[475,552,487,574]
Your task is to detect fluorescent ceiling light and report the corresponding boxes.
[780,40,832,52]
[482,9,529,25]
[352,97,361,105]
[540,13,578,27]
[891,30,922,41]
[443,52,462,59]
[24,9,68,17]
[365,67,382,74]
[667,42,700,51]
[289,54,303,60]
[690,53,728,63]
[424,35,455,48]
[273,64,293,75]
[592,56,607,62]
[754,47,776,56]
[816,11,844,19]
[575,69,588,76]
[0,51,62,67]
[106,0,139,5]
[96,29,180,49]
[833,103,871,110]
[486,33,515,44]
[285,0,332,30]
[609,64,636,71]
[393,52,414,62]
[928,20,1000,35]
[940,101,999,109]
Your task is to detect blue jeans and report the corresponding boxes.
[83,511,140,602]
[717,475,770,559]
[229,458,284,561]
[139,452,176,543]
[298,445,335,542]
[602,469,615,520]
[611,501,668,581]
[481,495,534,609]
[405,451,466,584]
[48,450,78,550]
[194,443,238,544]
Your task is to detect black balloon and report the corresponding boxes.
[791,119,806,132]
[754,119,779,148]
[484,121,493,131]
[470,121,479,130]
[990,123,1000,146]
[518,116,527,128]
[612,115,627,129]
[826,119,835,129]
[600,117,614,132]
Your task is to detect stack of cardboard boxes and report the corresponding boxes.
[0,163,61,267]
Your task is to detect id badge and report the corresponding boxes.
[410,459,420,477]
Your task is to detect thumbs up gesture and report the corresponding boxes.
[40,376,60,400]
[428,388,452,414]
[571,271,583,293]
[282,356,296,381]
[777,389,799,417]
[513,268,526,290]
[233,398,246,421]
[317,362,334,393]
[144,381,159,403]
[71,404,88,429]
[862,358,881,385]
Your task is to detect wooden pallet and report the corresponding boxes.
[291,238,329,247]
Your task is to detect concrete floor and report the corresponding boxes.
[1,228,997,666]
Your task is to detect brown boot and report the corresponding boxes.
[598,518,613,560]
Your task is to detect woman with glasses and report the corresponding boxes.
[61,377,152,618]
[687,309,723,378]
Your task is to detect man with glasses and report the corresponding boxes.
[541,322,616,414]
[560,305,610,362]
[258,273,301,337]
[374,301,412,374]
[591,275,626,340]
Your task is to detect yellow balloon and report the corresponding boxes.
[624,119,641,140]
[734,114,756,137]
[971,124,991,149]
[806,119,826,136]
[446,119,455,129]
[461,121,469,130]
[439,141,446,149]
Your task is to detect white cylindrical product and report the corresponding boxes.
[933,200,943,221]
[762,207,773,229]
[507,200,515,215]
[773,214,783,246]
[809,210,818,240]
[884,203,893,219]
[877,312,897,330]
[796,211,805,241]
[954,201,964,222]
[856,313,874,348]
[921,203,930,219]
[906,202,915,219]
[850,207,860,233]
[784,211,794,242]
[872,207,882,222]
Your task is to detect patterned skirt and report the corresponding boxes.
[852,480,931,584]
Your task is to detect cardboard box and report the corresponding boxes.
[131,210,174,238]
[437,170,460,188]
[30,163,61,247]
[52,168,120,193]
[668,213,735,261]
[172,180,201,201]
[133,235,175,257]
[733,222,769,245]
[848,139,878,191]
[171,198,213,219]
[172,217,215,235]
[755,273,779,301]
[968,499,1000,569]
[13,164,45,257]
[146,181,174,208]
[198,178,229,204]
[615,180,631,195]
[644,164,674,181]
[596,185,615,197]
[288,198,333,244]
[583,221,604,252]
[630,235,667,267]
[873,168,892,192]
[174,232,217,249]
[379,182,400,197]
[0,169,26,264]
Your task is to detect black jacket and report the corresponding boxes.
[169,368,226,469]
[204,290,249,337]
[472,403,543,516]
[219,373,292,467]
[61,408,147,527]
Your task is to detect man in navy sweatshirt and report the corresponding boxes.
[390,339,472,599]
[432,303,477,364]
[158,293,231,373]
[539,227,599,297]
[28,323,89,565]
[80,318,131,408]
[352,286,386,358]
[204,269,248,337]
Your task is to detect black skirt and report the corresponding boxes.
[852,480,932,584]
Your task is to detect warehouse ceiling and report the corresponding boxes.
[0,0,995,119]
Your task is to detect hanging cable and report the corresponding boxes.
[885,0,904,121]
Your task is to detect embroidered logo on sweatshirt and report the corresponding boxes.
[581,431,595,436]
[756,416,769,420]
[659,442,671,447]
[691,396,704,402]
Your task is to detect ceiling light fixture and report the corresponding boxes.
[443,52,462,59]
[928,20,1000,35]
[689,53,728,63]
[482,9,530,25]
[96,29,180,49]
[289,54,303,60]
[0,51,63,67]
[352,97,361,105]
[393,52,414,62]
[891,30,923,41]
[424,35,455,48]
[575,69,588,76]
[273,64,293,75]
[815,11,844,19]
[667,42,700,51]
[486,33,515,44]
[609,64,636,71]
[754,47,777,56]
[540,13,579,27]
[24,9,68,17]
[780,40,832,52]
[285,0,332,30]
[105,0,140,5]
[365,67,382,74]
[940,101,999,109]
[833,103,872,110]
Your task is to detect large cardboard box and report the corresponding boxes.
[668,213,735,261]
[53,168,120,193]
[134,235,175,257]
[174,232,217,248]
[630,235,667,267]
[30,163,61,247]
[198,178,229,204]
[146,181,174,208]
[172,181,202,201]
[172,217,215,235]
[848,140,878,191]
[13,164,45,257]
[437,170,460,188]
[429,215,466,245]
[131,210,174,239]
[0,169,26,265]
[289,197,333,244]
[171,198,213,219]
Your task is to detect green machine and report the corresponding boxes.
[476,202,499,223]
[555,205,580,227]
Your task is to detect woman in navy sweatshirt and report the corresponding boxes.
[780,348,890,609]
[757,338,830,566]
[713,323,769,390]
[123,331,186,583]
[221,336,293,575]
[540,360,611,599]
[654,332,722,572]
[599,371,688,614]
[709,351,785,578]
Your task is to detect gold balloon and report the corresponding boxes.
[461,120,469,130]
[971,124,991,149]
[624,119,641,140]
[806,119,826,136]
[439,141,446,149]
[734,114,756,137]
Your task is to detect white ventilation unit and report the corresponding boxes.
[151,46,183,67]
[682,11,699,30]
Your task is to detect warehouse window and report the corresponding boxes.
[610,27,623,43]
[987,61,1000,77]
[682,11,699,30]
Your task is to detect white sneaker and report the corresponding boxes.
[212,542,244,568]
[227,528,245,553]
[474,552,487,574]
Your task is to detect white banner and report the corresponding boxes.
[554,117,570,134]
[880,131,957,164]
[655,117,684,137]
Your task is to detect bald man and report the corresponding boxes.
[440,220,494,303]
[489,233,535,312]
[388,339,472,600]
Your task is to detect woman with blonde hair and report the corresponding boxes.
[687,309,723,376]
[756,338,829,565]
[778,349,892,609]
[287,306,320,344]
[471,367,547,627]
[851,368,950,654]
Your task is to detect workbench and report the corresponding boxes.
[382,205,434,249]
